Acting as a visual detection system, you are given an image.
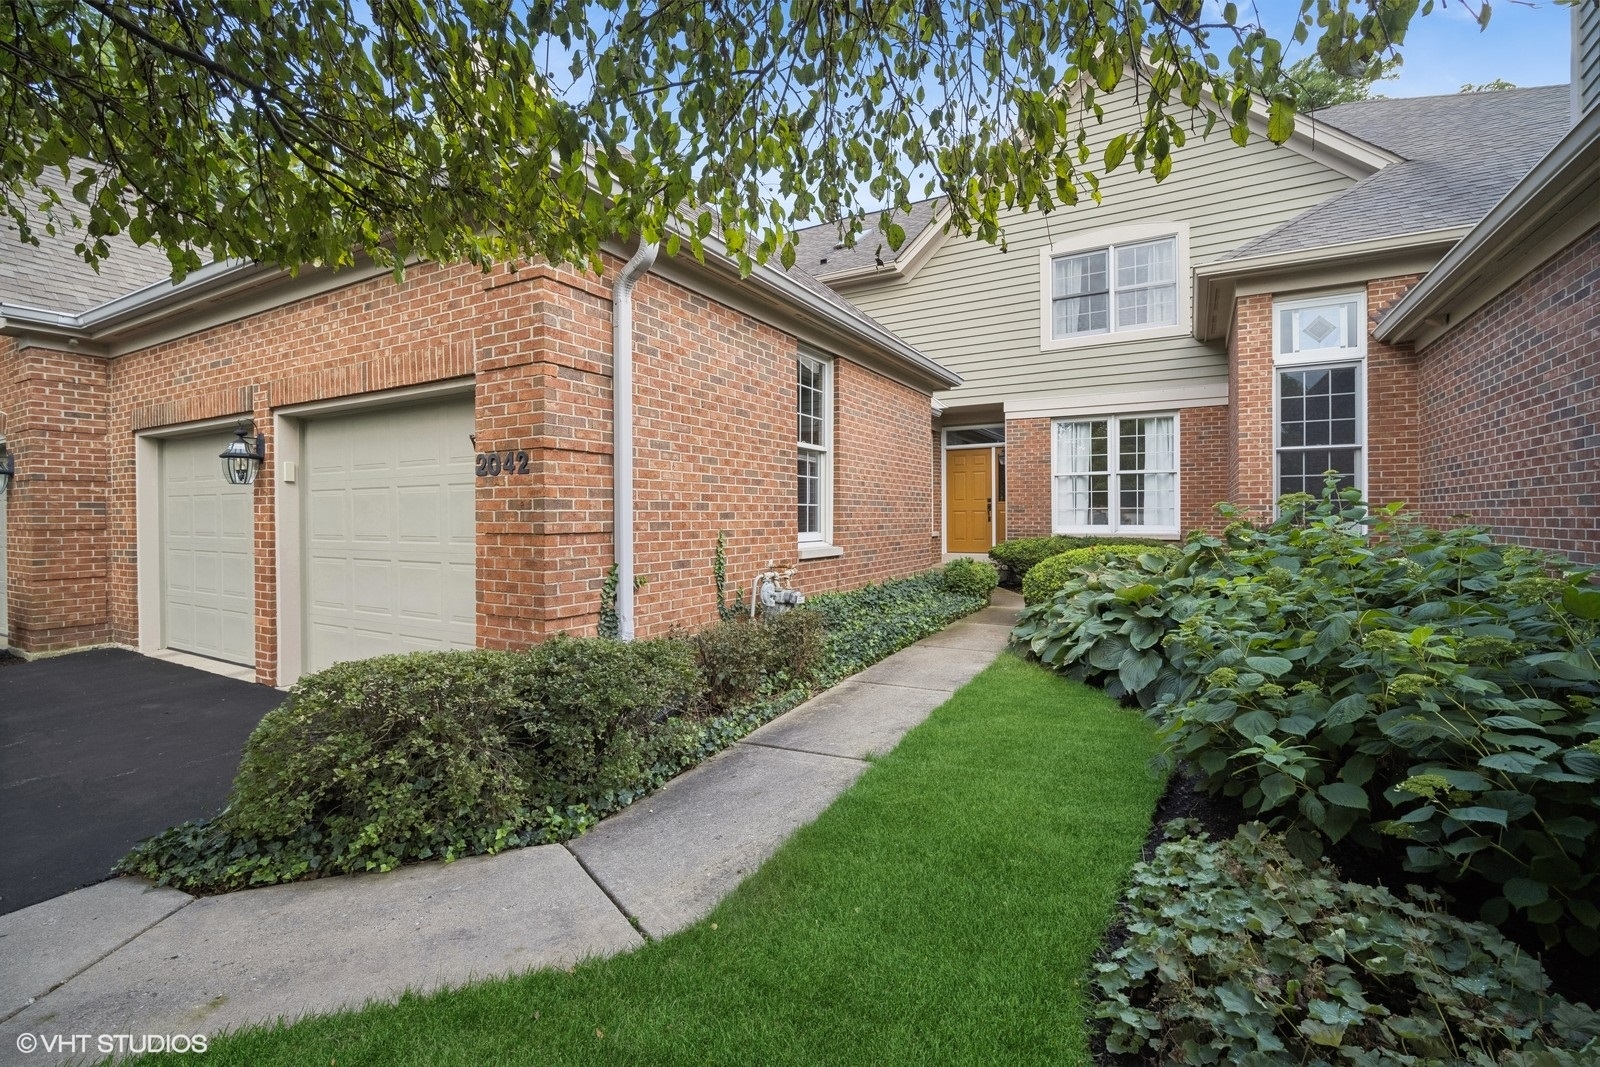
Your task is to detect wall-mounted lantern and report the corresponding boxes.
[219,419,265,486]
[0,444,14,494]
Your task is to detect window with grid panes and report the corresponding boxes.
[796,355,830,541]
[1274,294,1364,500]
[1050,236,1177,339]
[1052,415,1178,534]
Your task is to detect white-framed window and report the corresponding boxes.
[796,354,832,543]
[1039,223,1189,348]
[1272,292,1366,501]
[1052,414,1179,535]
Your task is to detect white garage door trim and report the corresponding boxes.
[135,417,257,665]
[275,379,475,683]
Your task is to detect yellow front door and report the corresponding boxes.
[946,449,993,552]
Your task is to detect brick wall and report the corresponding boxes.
[0,342,113,650]
[1180,403,1231,535]
[1228,279,1424,519]
[3,257,945,677]
[1227,293,1275,515]
[1414,224,1600,564]
[1364,276,1423,510]
[1003,417,1052,538]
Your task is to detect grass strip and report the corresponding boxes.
[134,653,1164,1067]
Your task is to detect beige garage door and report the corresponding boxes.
[162,434,256,665]
[303,398,476,673]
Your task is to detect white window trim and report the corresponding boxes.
[1039,222,1191,351]
[1271,291,1368,502]
[797,353,834,547]
[1271,290,1368,366]
[943,423,1005,450]
[1049,412,1182,538]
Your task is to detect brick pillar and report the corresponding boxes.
[2,345,113,652]
[474,263,616,645]
[1228,294,1276,517]
[1364,277,1423,510]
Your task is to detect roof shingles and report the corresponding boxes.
[1,167,176,314]
[1226,85,1570,261]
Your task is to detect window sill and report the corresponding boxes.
[1053,529,1181,540]
[798,542,845,560]
[1039,323,1190,353]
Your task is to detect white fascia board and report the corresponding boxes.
[817,206,951,289]
[1376,106,1600,347]
[1192,228,1468,341]
[1245,110,1402,179]
[1005,380,1228,420]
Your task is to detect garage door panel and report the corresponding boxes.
[162,434,255,666]
[303,397,475,674]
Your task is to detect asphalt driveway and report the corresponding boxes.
[0,649,283,915]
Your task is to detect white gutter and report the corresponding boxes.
[611,240,658,642]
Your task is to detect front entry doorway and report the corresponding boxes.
[944,428,1005,552]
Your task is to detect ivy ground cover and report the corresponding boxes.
[128,656,1164,1067]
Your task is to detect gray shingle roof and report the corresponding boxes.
[1226,85,1571,261]
[0,166,177,314]
[790,199,943,279]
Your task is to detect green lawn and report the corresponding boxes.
[137,653,1164,1067]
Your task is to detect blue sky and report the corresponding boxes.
[1247,0,1574,96]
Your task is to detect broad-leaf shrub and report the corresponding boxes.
[1020,543,1180,605]
[121,570,983,893]
[1096,823,1600,1065]
[1013,551,1192,706]
[942,557,999,598]
[1017,490,1600,952]
[989,533,1167,585]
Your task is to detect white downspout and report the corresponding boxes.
[612,239,658,641]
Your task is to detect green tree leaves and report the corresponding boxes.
[2,0,1449,279]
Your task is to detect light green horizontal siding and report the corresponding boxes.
[844,91,1357,410]
[1580,1,1600,117]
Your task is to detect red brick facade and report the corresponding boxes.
[1225,279,1425,519]
[0,258,942,681]
[1413,224,1600,564]
[996,406,1230,542]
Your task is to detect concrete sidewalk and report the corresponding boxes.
[0,592,1020,1065]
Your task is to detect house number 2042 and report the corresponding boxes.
[475,450,529,477]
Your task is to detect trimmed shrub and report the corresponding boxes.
[1097,824,1600,1065]
[691,618,769,714]
[121,567,984,895]
[763,607,826,689]
[1020,543,1180,605]
[942,557,998,598]
[989,534,1168,585]
[1016,487,1600,954]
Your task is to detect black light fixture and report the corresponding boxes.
[219,418,266,486]
[0,444,13,494]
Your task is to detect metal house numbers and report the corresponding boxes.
[475,449,530,478]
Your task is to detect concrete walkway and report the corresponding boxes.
[0,593,1021,1065]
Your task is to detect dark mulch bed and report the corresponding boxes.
[0,649,21,668]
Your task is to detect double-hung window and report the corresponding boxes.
[1047,233,1180,341]
[1052,414,1179,535]
[1274,293,1365,501]
[796,354,832,543]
